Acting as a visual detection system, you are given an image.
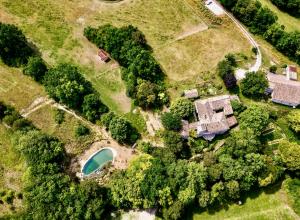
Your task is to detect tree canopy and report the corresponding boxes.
[161,112,182,131]
[270,0,300,17]
[43,63,94,109]
[287,110,300,134]
[240,71,269,98]
[279,141,300,172]
[170,98,195,119]
[84,24,168,109]
[239,105,270,136]
[0,22,34,66]
[109,116,139,144]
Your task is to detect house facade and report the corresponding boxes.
[181,95,238,141]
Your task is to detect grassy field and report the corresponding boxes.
[0,0,253,104]
[258,0,300,32]
[0,62,46,110]
[191,185,298,220]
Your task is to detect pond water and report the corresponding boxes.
[82,148,114,176]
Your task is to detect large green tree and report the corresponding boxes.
[170,98,195,119]
[15,130,65,165]
[239,105,269,136]
[82,94,108,122]
[0,22,33,66]
[161,112,182,131]
[109,116,139,144]
[23,57,48,82]
[240,71,269,99]
[279,141,300,172]
[43,63,93,109]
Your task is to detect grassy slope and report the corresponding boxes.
[0,63,46,110]
[0,0,252,102]
[192,185,298,220]
[26,105,97,155]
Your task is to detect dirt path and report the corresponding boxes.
[176,24,208,41]
[21,96,110,139]
[219,1,262,79]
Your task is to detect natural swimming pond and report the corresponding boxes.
[82,148,115,176]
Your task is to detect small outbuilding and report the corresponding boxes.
[98,49,110,62]
[286,65,298,81]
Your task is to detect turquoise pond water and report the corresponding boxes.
[82,148,114,175]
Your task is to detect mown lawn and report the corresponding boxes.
[191,185,298,220]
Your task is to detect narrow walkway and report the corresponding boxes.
[218,1,262,79]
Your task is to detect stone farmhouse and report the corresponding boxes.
[267,66,300,108]
[181,95,238,141]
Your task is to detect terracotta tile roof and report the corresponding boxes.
[98,49,109,62]
[268,73,300,87]
[267,73,300,106]
[184,95,238,140]
[272,84,300,106]
[288,66,297,73]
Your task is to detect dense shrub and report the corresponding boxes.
[54,109,65,125]
[23,57,48,82]
[75,124,90,137]
[0,22,33,66]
